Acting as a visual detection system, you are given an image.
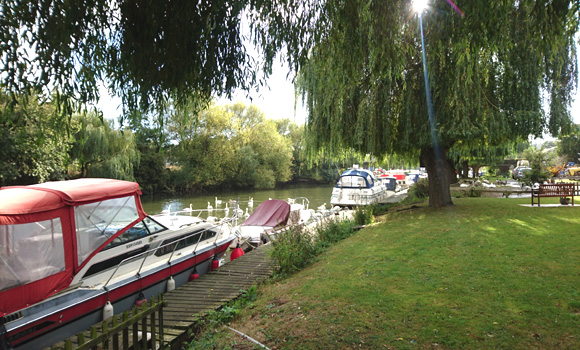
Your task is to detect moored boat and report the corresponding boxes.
[0,179,236,349]
[330,166,388,207]
[232,198,315,250]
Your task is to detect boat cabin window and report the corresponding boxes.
[102,217,166,250]
[0,219,65,291]
[337,176,367,188]
[366,174,374,186]
[74,196,141,265]
[154,228,218,257]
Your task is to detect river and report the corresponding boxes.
[140,183,333,219]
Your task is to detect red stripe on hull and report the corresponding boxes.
[8,242,230,347]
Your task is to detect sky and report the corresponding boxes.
[216,59,309,125]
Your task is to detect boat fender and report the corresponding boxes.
[189,267,200,281]
[135,292,146,307]
[230,243,245,261]
[211,256,220,270]
[167,276,176,291]
[103,301,114,320]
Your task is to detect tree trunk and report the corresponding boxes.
[461,161,469,179]
[420,147,453,208]
[446,158,458,184]
[473,165,480,178]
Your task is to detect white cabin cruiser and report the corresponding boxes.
[0,179,236,349]
[330,167,388,207]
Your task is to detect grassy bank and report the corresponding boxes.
[195,197,580,349]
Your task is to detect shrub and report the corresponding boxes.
[408,178,429,199]
[368,203,388,216]
[465,186,483,197]
[315,220,356,246]
[270,226,317,276]
[354,206,374,225]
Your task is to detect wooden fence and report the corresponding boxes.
[49,295,167,350]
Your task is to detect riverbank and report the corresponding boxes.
[195,197,580,349]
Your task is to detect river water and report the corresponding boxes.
[140,183,334,219]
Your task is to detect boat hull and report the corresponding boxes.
[330,187,388,207]
[5,242,230,349]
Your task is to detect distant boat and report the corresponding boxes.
[0,178,236,349]
[330,166,389,207]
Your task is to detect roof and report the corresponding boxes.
[340,168,374,178]
[0,178,142,215]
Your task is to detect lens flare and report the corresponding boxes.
[412,0,428,13]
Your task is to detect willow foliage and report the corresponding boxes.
[265,0,579,158]
[0,0,251,120]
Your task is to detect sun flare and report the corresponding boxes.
[412,0,428,13]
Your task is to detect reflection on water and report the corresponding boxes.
[141,183,333,219]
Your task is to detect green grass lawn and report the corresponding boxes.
[202,197,580,349]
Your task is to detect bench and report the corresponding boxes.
[531,183,576,206]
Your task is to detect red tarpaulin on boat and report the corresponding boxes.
[0,179,145,317]
[0,178,142,215]
[241,199,290,228]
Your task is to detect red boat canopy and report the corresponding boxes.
[242,199,290,228]
[0,178,142,215]
[0,179,146,317]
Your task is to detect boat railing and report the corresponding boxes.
[290,197,310,210]
[162,208,230,218]
[102,218,234,291]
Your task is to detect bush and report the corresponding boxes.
[366,203,388,216]
[354,206,374,225]
[270,226,317,276]
[465,186,483,197]
[408,178,429,199]
[315,220,356,246]
[271,219,358,276]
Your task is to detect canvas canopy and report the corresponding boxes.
[0,179,146,317]
[241,200,290,228]
[335,169,376,189]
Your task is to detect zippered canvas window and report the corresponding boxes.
[0,218,64,291]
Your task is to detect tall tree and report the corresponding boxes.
[0,90,70,185]
[251,0,578,207]
[557,124,580,163]
[69,113,140,180]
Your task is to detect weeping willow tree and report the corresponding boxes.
[251,0,578,207]
[69,113,140,180]
[0,0,252,124]
[2,1,578,206]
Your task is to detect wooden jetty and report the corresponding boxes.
[47,245,275,350]
[162,246,275,348]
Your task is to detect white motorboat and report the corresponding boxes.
[330,166,389,207]
[0,179,236,349]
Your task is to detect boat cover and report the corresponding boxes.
[241,200,290,228]
[335,168,376,189]
[0,179,146,317]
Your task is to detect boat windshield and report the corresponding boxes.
[102,216,167,250]
[74,196,141,265]
[0,218,65,291]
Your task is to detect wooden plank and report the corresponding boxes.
[48,246,275,350]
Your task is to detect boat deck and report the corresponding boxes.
[46,246,275,350]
